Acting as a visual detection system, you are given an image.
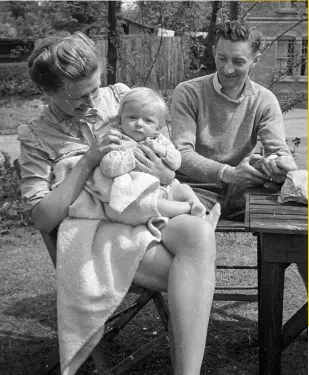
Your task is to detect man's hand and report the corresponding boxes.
[133,147,146,159]
[144,139,167,158]
[134,143,175,185]
[260,153,298,184]
[222,157,270,187]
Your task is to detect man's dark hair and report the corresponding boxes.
[214,21,262,54]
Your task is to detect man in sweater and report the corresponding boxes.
[171,20,298,219]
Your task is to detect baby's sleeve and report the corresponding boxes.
[158,134,182,171]
[100,149,136,177]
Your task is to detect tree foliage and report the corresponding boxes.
[0,1,111,39]
[123,1,212,33]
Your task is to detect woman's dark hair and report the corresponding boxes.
[28,32,101,94]
[214,21,262,54]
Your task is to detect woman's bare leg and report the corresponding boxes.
[157,198,191,217]
[134,215,216,375]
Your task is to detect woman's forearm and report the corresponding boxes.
[32,154,97,232]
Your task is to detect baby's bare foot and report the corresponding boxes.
[189,200,206,217]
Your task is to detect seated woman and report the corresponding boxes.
[18,31,217,375]
[51,87,221,232]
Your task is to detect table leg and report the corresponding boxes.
[258,234,286,375]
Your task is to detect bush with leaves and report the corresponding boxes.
[0,151,32,229]
[0,63,41,97]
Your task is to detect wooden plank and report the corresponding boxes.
[249,205,308,215]
[91,340,112,375]
[251,197,306,208]
[216,286,257,290]
[260,233,307,263]
[213,293,258,302]
[281,303,308,351]
[112,333,168,375]
[152,292,169,331]
[250,196,279,204]
[245,192,250,228]
[250,194,307,207]
[251,213,307,221]
[41,351,60,375]
[249,221,308,234]
[247,192,308,234]
[216,220,247,232]
[258,256,285,374]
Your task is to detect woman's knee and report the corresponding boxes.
[133,242,172,292]
[162,215,216,260]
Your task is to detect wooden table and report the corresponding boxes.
[245,190,308,375]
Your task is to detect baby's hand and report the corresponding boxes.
[189,199,206,218]
[144,139,166,158]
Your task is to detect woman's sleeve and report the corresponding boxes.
[112,83,131,101]
[18,125,54,212]
[256,91,291,157]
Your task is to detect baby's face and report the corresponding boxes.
[120,101,161,142]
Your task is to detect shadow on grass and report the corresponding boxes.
[3,293,57,331]
[1,293,58,374]
[1,230,307,375]
[1,294,307,375]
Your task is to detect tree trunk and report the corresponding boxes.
[230,1,239,20]
[107,1,117,85]
[202,1,220,73]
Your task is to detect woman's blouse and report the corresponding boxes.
[18,83,130,212]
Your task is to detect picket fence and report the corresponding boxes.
[95,35,193,89]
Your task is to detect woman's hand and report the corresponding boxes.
[135,144,175,185]
[85,128,122,168]
[222,156,270,187]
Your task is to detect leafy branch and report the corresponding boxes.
[261,17,307,54]
[240,1,259,22]
[268,56,306,90]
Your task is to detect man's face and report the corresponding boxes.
[213,38,258,92]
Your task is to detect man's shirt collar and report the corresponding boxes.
[213,72,256,103]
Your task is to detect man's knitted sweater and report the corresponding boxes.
[171,73,290,186]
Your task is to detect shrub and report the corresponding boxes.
[0,150,32,229]
[0,63,41,97]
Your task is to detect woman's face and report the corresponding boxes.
[51,68,102,118]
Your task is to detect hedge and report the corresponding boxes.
[0,62,41,97]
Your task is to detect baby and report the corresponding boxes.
[52,88,221,231]
[100,87,218,221]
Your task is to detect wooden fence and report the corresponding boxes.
[95,36,193,89]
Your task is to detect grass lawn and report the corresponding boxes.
[1,226,307,375]
[0,96,307,374]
